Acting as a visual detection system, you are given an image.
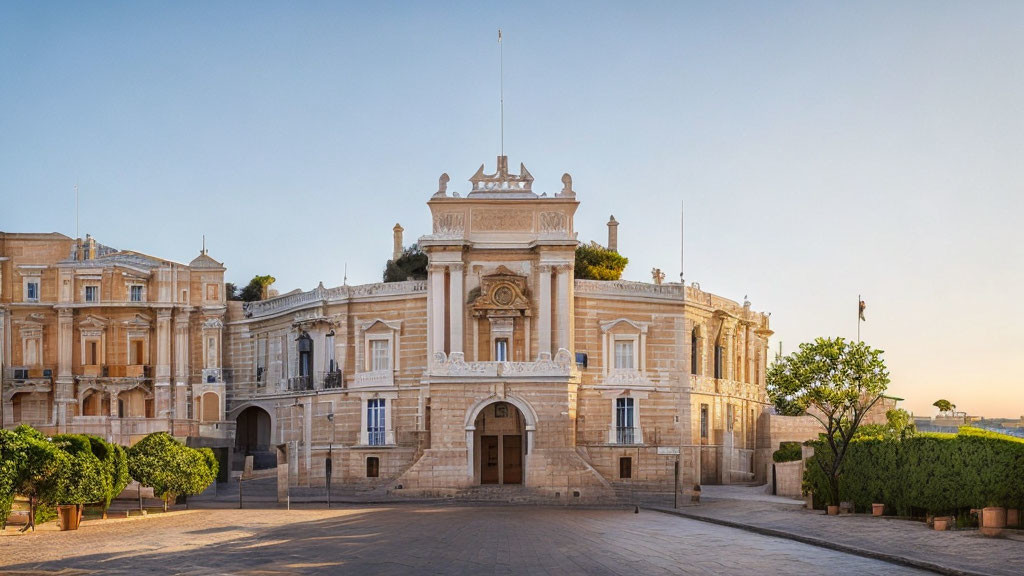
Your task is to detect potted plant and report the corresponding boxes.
[827,503,839,515]
[933,516,951,531]
[1006,508,1020,528]
[872,503,885,517]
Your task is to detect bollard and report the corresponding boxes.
[238,476,243,510]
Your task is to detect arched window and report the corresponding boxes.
[691,328,698,375]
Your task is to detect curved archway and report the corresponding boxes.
[200,392,220,422]
[465,396,537,485]
[235,405,272,458]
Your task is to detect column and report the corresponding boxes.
[155,308,173,419]
[556,264,571,352]
[537,264,552,358]
[55,308,74,431]
[0,309,5,428]
[173,311,190,420]
[723,323,735,381]
[448,263,464,355]
[429,264,446,355]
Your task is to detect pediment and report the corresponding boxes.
[361,318,402,333]
[122,313,152,329]
[80,315,109,330]
[599,318,649,334]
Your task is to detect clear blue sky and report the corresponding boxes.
[2,1,1022,418]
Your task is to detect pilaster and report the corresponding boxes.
[173,310,191,419]
[537,264,552,357]
[55,307,75,432]
[448,262,464,354]
[155,308,173,418]
[429,264,446,355]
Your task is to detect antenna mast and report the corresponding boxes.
[499,28,504,157]
[680,200,684,284]
[75,183,79,240]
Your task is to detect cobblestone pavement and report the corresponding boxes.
[656,499,1024,576]
[0,505,934,575]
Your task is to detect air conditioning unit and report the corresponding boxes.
[42,369,53,378]
[575,352,588,369]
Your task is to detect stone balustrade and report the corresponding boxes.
[351,369,394,389]
[243,280,427,319]
[429,350,577,379]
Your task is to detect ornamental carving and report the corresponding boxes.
[471,209,533,232]
[432,212,465,236]
[538,211,567,233]
[471,266,531,318]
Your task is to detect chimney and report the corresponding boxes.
[607,215,619,252]
[392,223,404,261]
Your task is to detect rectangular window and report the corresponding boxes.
[714,345,724,379]
[85,285,98,302]
[87,341,98,365]
[366,456,380,478]
[367,399,386,446]
[371,339,390,371]
[26,281,39,301]
[614,340,634,370]
[619,457,632,479]
[130,285,144,302]
[494,338,508,362]
[691,332,698,374]
[700,404,709,439]
[615,397,635,444]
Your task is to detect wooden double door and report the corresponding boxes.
[480,435,523,485]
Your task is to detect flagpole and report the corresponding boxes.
[498,28,504,158]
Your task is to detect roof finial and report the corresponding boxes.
[202,234,206,255]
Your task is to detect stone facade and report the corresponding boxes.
[3,157,775,500]
[0,232,228,446]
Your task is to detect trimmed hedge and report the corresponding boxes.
[804,427,1024,515]
[773,442,803,463]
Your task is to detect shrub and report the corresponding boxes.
[574,242,628,280]
[804,427,1024,516]
[128,433,217,510]
[384,245,428,282]
[773,442,803,463]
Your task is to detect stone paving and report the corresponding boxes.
[0,505,935,575]
[656,498,1023,576]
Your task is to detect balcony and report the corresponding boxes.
[82,364,104,377]
[104,365,150,379]
[689,375,766,402]
[322,371,343,390]
[287,375,314,392]
[1,368,54,401]
[616,426,636,445]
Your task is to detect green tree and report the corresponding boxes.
[856,407,916,440]
[225,282,240,301]
[51,434,106,523]
[238,275,276,302]
[933,399,955,415]
[0,429,29,530]
[127,433,217,511]
[767,337,890,506]
[574,242,628,281]
[383,244,428,282]
[10,425,70,531]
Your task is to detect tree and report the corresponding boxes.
[855,408,916,440]
[127,433,217,511]
[0,429,28,530]
[238,275,276,302]
[933,399,955,415]
[225,282,240,301]
[50,434,106,523]
[767,337,890,507]
[383,244,428,283]
[574,242,628,281]
[9,426,70,531]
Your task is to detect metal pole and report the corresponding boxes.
[238,476,242,510]
[673,459,679,508]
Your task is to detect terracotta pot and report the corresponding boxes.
[872,503,885,517]
[1006,508,1020,528]
[933,519,949,531]
[827,505,840,516]
[981,507,1006,537]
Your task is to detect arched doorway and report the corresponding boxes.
[235,405,272,470]
[472,401,527,485]
[200,392,220,422]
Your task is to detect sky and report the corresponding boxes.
[2,1,1022,418]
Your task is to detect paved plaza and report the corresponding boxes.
[0,505,935,575]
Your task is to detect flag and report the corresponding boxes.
[498,29,502,42]
[859,299,866,321]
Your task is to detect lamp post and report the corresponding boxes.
[326,413,334,508]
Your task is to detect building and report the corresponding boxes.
[0,232,229,446]
[221,157,774,499]
[3,158,774,500]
